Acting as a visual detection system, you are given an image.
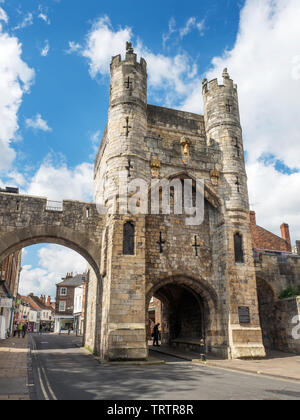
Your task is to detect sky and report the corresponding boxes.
[0,0,299,298]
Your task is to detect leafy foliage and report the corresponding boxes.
[279,286,300,300]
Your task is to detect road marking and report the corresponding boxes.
[40,364,57,401]
[30,335,58,401]
[37,366,49,400]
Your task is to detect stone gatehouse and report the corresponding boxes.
[0,43,299,360]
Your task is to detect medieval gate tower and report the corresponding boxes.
[83,43,266,360]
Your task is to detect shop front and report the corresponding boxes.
[54,315,74,334]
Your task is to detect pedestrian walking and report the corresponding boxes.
[17,322,22,338]
[22,323,28,338]
[200,338,206,362]
[13,323,17,337]
[152,323,160,347]
[39,324,43,335]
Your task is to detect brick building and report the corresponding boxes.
[54,273,87,333]
[250,211,292,253]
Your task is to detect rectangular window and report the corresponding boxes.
[60,288,67,296]
[59,301,66,312]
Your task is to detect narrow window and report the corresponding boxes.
[86,208,90,218]
[234,233,244,263]
[123,222,135,255]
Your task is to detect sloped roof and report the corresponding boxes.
[56,274,86,287]
[27,295,54,312]
[21,296,39,311]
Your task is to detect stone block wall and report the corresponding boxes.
[274,297,300,354]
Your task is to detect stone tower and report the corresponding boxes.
[202,70,265,358]
[92,43,149,360]
[85,44,266,361]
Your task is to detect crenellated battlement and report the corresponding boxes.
[202,69,237,97]
[110,43,147,74]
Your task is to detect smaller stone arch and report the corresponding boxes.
[167,171,222,210]
[256,276,276,350]
[146,274,223,355]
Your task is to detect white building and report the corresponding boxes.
[0,297,13,339]
[74,284,85,335]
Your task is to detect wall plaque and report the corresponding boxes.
[238,306,250,324]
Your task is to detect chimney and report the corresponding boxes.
[280,223,292,252]
[47,296,51,306]
[250,211,256,225]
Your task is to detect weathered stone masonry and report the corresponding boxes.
[92,44,267,360]
[1,43,299,360]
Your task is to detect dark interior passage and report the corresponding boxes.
[149,283,205,348]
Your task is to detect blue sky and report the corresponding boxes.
[0,0,300,297]
[2,0,243,174]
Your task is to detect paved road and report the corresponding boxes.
[29,334,300,401]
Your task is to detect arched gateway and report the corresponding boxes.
[1,44,268,361]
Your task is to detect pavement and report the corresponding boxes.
[0,335,30,400]
[1,334,300,400]
[150,345,300,382]
[28,335,300,400]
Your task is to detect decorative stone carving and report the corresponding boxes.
[210,169,220,186]
[180,137,190,165]
[150,157,161,178]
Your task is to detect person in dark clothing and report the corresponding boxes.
[152,323,160,347]
[22,323,28,338]
[199,338,206,362]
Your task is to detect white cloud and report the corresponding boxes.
[0,25,35,172]
[0,6,8,30]
[135,41,199,107]
[65,41,81,55]
[204,0,300,168]
[79,17,199,107]
[179,17,205,38]
[247,160,300,244]
[25,113,52,132]
[25,158,94,202]
[197,0,300,242]
[81,16,132,78]
[163,17,205,47]
[38,7,50,25]
[19,245,87,299]
[14,12,33,30]
[40,40,50,57]
[90,130,101,156]
[162,17,176,48]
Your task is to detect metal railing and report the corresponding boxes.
[46,200,63,212]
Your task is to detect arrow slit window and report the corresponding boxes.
[123,222,135,255]
[234,232,244,263]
